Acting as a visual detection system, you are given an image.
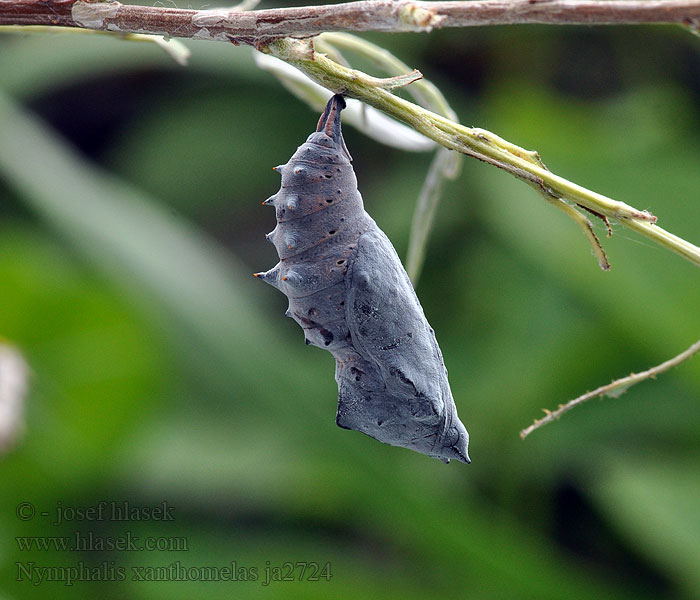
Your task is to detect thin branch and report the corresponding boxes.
[406,147,456,282]
[317,32,460,122]
[2,0,700,46]
[520,339,700,438]
[268,38,700,270]
[534,186,611,271]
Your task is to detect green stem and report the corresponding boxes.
[267,37,700,269]
[317,32,458,120]
[405,147,454,281]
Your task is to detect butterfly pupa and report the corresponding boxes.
[256,95,470,464]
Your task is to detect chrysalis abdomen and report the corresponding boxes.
[256,95,470,464]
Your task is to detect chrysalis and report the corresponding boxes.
[255,95,470,464]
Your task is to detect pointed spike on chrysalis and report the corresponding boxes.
[253,265,281,289]
[262,194,277,206]
[273,164,285,173]
[266,225,278,241]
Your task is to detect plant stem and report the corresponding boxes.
[406,148,456,282]
[268,38,700,269]
[2,0,700,46]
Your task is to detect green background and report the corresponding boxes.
[1,3,699,598]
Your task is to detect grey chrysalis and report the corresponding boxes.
[255,95,470,464]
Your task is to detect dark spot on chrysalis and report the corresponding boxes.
[390,367,418,394]
[308,307,320,317]
[350,366,364,382]
[320,328,334,346]
[298,315,319,327]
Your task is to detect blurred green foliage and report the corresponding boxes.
[1,7,699,600]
